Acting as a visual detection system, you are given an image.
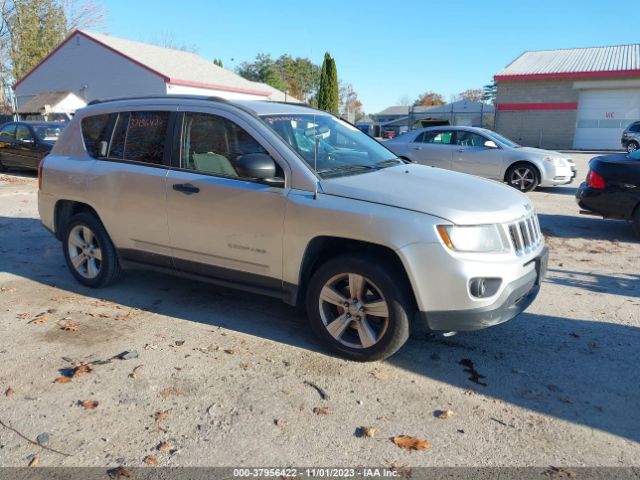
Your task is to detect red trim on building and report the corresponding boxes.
[496,102,578,111]
[168,79,271,97]
[494,70,640,81]
[13,30,271,97]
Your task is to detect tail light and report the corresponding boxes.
[38,156,45,190]
[586,169,605,189]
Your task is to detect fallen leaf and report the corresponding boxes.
[435,409,454,419]
[28,315,48,324]
[80,399,99,410]
[313,406,331,415]
[369,370,387,380]
[28,454,40,467]
[543,466,576,478]
[143,455,159,465]
[239,362,250,370]
[158,386,183,398]
[5,387,14,397]
[129,365,144,379]
[72,364,92,378]
[144,344,158,350]
[361,426,378,437]
[16,312,30,319]
[54,376,72,384]
[107,466,131,479]
[60,320,78,332]
[224,348,235,354]
[392,435,432,451]
[386,461,411,478]
[153,410,170,422]
[157,441,171,452]
[274,418,287,427]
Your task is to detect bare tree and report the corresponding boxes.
[61,0,105,32]
[396,94,411,106]
[148,30,198,54]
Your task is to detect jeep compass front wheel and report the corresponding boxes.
[306,256,411,361]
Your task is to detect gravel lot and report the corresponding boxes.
[0,153,638,469]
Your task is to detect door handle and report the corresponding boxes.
[457,148,464,152]
[410,146,422,150]
[172,183,200,194]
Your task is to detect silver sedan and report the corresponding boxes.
[385,126,577,192]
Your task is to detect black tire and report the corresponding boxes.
[506,162,539,193]
[626,141,639,154]
[306,255,412,361]
[62,212,121,288]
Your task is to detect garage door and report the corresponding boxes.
[573,89,640,150]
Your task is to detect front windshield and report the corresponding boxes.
[260,114,402,177]
[485,129,520,148]
[32,124,65,141]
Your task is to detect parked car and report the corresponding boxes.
[385,126,577,192]
[38,96,547,361]
[621,121,640,153]
[576,151,640,237]
[381,129,396,139]
[0,121,66,171]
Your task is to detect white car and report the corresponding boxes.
[385,126,577,192]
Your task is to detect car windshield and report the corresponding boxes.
[32,124,66,141]
[485,130,520,148]
[260,113,402,177]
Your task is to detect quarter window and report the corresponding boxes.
[0,123,16,139]
[181,112,273,178]
[81,114,112,158]
[109,111,170,165]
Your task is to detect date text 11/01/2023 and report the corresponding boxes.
[232,468,402,477]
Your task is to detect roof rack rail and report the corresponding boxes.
[87,95,230,106]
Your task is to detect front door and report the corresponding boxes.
[451,130,503,179]
[165,108,286,293]
[13,124,41,169]
[0,123,18,167]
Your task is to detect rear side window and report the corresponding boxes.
[109,111,170,165]
[421,131,453,144]
[0,123,16,139]
[81,114,112,157]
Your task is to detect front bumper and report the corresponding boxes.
[540,164,577,186]
[418,247,548,331]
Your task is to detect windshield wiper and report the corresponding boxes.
[373,158,403,168]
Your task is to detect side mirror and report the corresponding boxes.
[236,153,284,187]
[484,140,498,149]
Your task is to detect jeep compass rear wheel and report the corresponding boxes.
[63,212,121,288]
[307,256,411,361]
[627,141,639,154]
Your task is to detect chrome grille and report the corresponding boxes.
[506,213,542,255]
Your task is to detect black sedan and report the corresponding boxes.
[0,121,66,171]
[576,152,640,237]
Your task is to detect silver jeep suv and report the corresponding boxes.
[38,96,548,361]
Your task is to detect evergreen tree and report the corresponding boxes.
[212,58,223,68]
[318,52,338,114]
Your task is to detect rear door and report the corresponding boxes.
[165,106,287,293]
[83,108,174,267]
[409,129,455,168]
[451,130,503,179]
[13,124,41,169]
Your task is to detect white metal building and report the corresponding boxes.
[495,44,640,150]
[13,30,297,111]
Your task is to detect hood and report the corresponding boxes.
[320,164,533,225]
[515,146,569,159]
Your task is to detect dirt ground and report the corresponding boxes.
[0,153,638,469]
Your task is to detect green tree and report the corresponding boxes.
[212,58,223,67]
[8,0,66,80]
[318,52,338,114]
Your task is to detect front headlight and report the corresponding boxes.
[437,224,509,253]
[544,155,567,167]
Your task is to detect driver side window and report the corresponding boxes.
[16,125,33,142]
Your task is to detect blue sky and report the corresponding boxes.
[103,0,638,113]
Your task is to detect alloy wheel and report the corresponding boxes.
[318,273,389,349]
[67,225,102,279]
[627,142,638,153]
[510,167,535,191]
